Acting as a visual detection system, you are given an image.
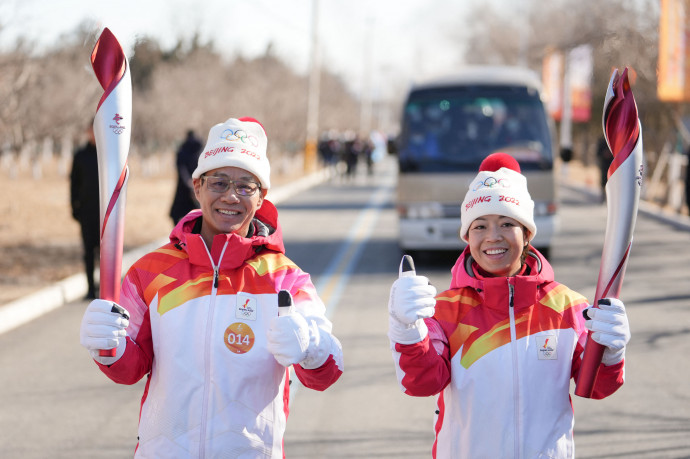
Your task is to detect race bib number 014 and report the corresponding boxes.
[224,322,255,354]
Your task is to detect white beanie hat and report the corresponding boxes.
[192,117,271,189]
[460,153,536,242]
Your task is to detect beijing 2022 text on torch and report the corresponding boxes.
[90,28,132,357]
[575,67,643,398]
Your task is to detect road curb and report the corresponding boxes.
[563,181,690,231]
[0,167,334,336]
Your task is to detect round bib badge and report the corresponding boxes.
[224,322,255,354]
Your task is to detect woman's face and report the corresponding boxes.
[193,166,266,247]
[467,214,529,277]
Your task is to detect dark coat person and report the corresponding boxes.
[169,130,203,224]
[70,125,100,299]
[686,145,690,214]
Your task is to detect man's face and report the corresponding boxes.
[193,166,265,245]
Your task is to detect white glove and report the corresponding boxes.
[584,298,630,366]
[267,310,330,369]
[388,256,437,344]
[80,299,130,365]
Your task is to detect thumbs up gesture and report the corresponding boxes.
[267,290,330,369]
[388,255,437,344]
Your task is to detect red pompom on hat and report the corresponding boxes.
[238,116,266,133]
[479,152,521,173]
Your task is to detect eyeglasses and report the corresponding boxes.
[201,175,261,196]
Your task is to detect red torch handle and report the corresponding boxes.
[98,304,129,357]
[574,329,606,397]
[575,243,631,397]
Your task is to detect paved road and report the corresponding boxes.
[1,156,689,458]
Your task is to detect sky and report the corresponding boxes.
[0,0,477,98]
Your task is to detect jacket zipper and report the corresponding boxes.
[508,281,521,459]
[199,240,229,459]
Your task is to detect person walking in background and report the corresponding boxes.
[79,117,343,457]
[597,135,613,204]
[363,136,374,176]
[70,123,100,300]
[387,153,630,458]
[343,134,361,180]
[685,144,690,215]
[169,129,203,224]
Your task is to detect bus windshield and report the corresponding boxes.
[398,85,553,173]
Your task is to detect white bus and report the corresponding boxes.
[396,66,559,258]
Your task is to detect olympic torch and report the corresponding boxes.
[575,68,643,398]
[91,28,132,357]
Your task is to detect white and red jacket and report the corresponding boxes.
[392,247,624,459]
[95,202,343,458]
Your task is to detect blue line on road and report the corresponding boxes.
[288,175,394,405]
[314,180,393,319]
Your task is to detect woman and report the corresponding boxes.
[80,117,344,458]
[388,153,630,458]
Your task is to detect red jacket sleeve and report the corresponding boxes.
[282,265,344,392]
[294,355,343,391]
[393,318,451,397]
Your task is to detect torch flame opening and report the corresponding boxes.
[604,68,640,179]
[91,28,127,111]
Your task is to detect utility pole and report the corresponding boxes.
[359,17,374,138]
[559,52,573,175]
[305,0,321,173]
[517,0,531,67]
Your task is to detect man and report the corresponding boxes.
[80,117,344,457]
[70,123,99,299]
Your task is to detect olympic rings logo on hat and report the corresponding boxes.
[220,129,259,147]
[472,176,511,191]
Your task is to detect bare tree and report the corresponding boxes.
[461,0,669,158]
[0,21,366,173]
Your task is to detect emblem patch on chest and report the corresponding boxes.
[536,335,558,360]
[236,293,257,321]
